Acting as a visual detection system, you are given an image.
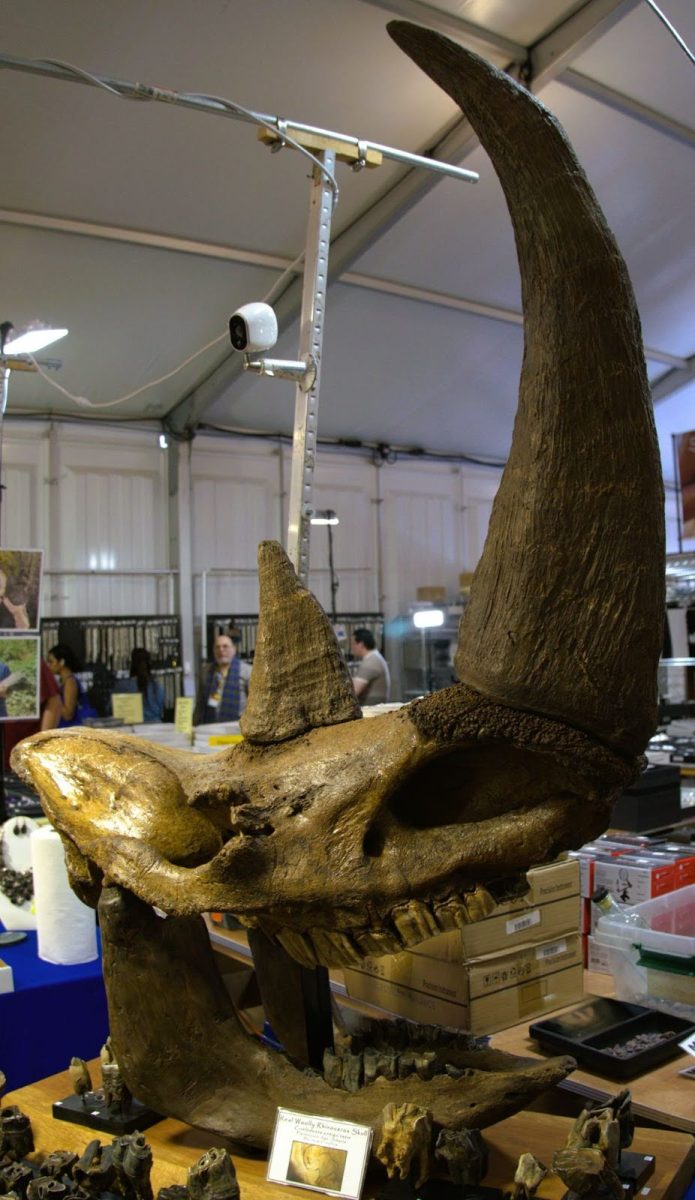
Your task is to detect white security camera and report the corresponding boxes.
[229,302,278,354]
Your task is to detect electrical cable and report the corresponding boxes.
[36,60,340,203]
[24,250,306,410]
[27,331,227,409]
[641,0,695,67]
[181,91,339,205]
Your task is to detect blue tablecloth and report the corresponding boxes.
[0,925,109,1091]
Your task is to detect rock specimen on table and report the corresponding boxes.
[13,14,664,1180]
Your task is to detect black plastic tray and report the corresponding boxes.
[529,997,695,1079]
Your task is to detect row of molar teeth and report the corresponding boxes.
[272,886,499,968]
[322,1046,442,1092]
[321,1045,476,1092]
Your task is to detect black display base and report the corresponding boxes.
[378,1179,503,1200]
[52,1091,161,1134]
[617,1150,656,1192]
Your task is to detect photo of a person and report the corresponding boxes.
[0,550,43,632]
[286,1142,347,1193]
[0,637,40,720]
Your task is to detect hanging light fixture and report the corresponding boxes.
[1,322,68,356]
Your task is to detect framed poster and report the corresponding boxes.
[0,549,43,633]
[0,636,40,720]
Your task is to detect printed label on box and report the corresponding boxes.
[535,938,567,960]
[506,909,541,936]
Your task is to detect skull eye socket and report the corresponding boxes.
[371,744,584,833]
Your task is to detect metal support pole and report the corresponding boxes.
[327,522,338,623]
[201,570,208,662]
[286,149,335,583]
[673,433,684,553]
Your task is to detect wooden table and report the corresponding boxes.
[5,1062,695,1200]
[492,971,695,1135]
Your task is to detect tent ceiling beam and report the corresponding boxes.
[358,0,526,63]
[651,356,695,405]
[561,69,695,149]
[527,0,641,88]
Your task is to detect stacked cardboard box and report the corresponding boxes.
[569,833,695,972]
[343,859,583,1035]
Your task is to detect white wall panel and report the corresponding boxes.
[460,469,501,569]
[0,424,47,551]
[191,437,282,619]
[379,463,466,619]
[49,427,168,617]
[310,455,379,614]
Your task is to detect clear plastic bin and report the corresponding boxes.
[594,884,695,1021]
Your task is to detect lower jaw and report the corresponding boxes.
[98,884,575,1155]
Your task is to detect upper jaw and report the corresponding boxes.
[12,696,619,969]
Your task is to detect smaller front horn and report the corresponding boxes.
[241,541,361,744]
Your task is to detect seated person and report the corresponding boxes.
[195,632,251,724]
[46,643,97,727]
[112,647,164,722]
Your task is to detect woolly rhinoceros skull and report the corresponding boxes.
[13,20,663,1163]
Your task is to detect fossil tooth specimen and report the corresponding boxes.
[435,1128,488,1187]
[552,1146,623,1199]
[187,1149,239,1200]
[12,17,663,1169]
[376,1103,433,1189]
[68,1057,93,1102]
[512,1152,548,1199]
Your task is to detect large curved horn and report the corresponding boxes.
[241,540,361,743]
[388,22,664,757]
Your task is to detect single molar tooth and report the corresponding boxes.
[341,1052,363,1093]
[275,929,318,968]
[464,886,497,922]
[322,1049,343,1090]
[398,1051,416,1079]
[414,1051,437,1080]
[363,1047,379,1085]
[353,927,404,956]
[434,895,472,930]
[376,1050,400,1081]
[391,900,439,946]
[308,928,363,966]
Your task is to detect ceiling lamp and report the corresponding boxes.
[1,322,68,355]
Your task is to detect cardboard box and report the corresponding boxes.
[344,934,584,1035]
[593,854,676,906]
[416,587,447,602]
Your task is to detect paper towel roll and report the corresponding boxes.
[30,825,98,965]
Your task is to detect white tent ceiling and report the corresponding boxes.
[1,0,693,477]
